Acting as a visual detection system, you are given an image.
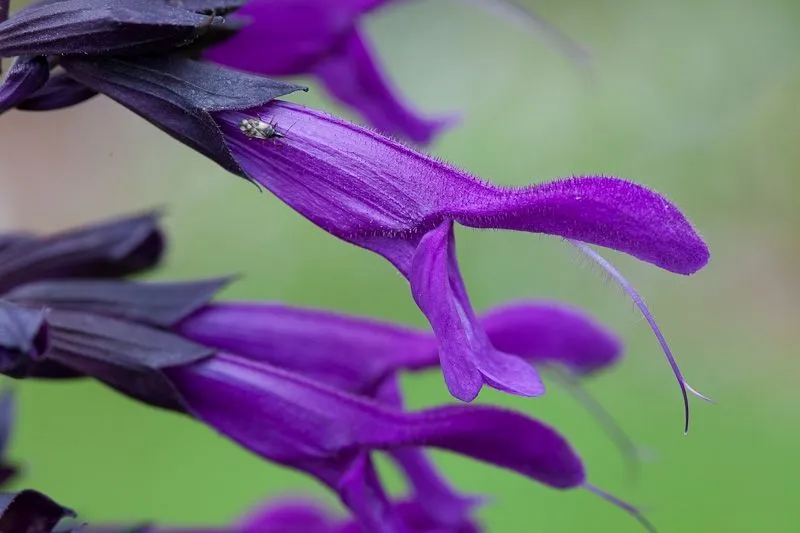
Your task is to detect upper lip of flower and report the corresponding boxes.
[210,100,709,419]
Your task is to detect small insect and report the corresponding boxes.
[239,117,285,140]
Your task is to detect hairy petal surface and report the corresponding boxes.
[216,101,708,275]
[214,100,708,401]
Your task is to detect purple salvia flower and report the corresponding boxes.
[177,300,621,393]
[205,0,593,144]
[176,298,625,529]
[165,358,585,530]
[176,298,628,529]
[205,0,454,145]
[236,496,482,533]
[84,495,478,533]
[210,101,709,418]
[0,213,653,531]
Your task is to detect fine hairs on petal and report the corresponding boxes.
[566,239,712,434]
[547,367,643,482]
[584,483,657,533]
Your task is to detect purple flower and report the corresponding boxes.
[205,0,454,145]
[0,213,648,531]
[236,497,483,533]
[210,100,710,426]
[85,495,479,533]
[0,0,230,57]
[0,0,591,145]
[0,0,304,156]
[205,0,593,144]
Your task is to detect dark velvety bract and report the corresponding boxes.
[0,490,75,533]
[17,72,98,111]
[0,211,164,293]
[60,55,305,176]
[0,0,225,57]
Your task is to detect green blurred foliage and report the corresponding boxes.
[1,0,798,531]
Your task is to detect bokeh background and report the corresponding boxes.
[1,0,798,531]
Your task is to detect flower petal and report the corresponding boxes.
[167,353,585,489]
[177,301,433,394]
[480,300,622,375]
[376,378,482,529]
[237,498,337,533]
[61,55,305,177]
[178,298,621,393]
[204,0,357,76]
[16,73,97,112]
[214,101,707,403]
[0,0,223,58]
[0,55,49,114]
[410,220,544,400]
[7,278,230,328]
[215,101,708,275]
[313,30,456,145]
[44,309,213,410]
[205,0,451,143]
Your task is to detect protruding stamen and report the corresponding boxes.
[567,239,709,434]
[549,366,643,481]
[584,483,657,533]
[458,0,594,70]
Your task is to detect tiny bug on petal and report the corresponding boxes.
[239,117,285,140]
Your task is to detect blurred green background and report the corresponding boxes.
[1,0,798,531]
